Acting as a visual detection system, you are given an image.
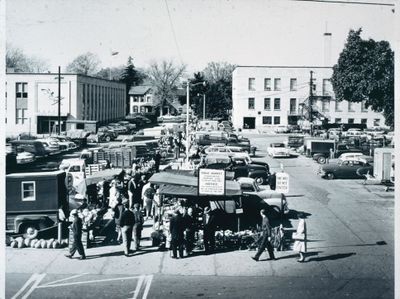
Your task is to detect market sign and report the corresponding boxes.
[275,172,289,194]
[198,169,226,196]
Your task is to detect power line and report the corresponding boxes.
[164,0,184,65]
[291,0,394,6]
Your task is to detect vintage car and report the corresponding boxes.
[205,145,251,160]
[107,123,128,134]
[319,160,373,179]
[237,177,289,214]
[267,143,292,158]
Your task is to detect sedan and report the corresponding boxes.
[108,123,128,134]
[16,151,36,164]
[319,160,373,179]
[205,145,251,160]
[267,143,292,158]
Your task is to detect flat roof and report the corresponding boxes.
[234,65,333,69]
[6,170,65,177]
[6,72,126,84]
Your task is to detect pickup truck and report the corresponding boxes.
[313,143,363,164]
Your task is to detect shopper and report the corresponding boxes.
[132,203,144,250]
[154,150,162,173]
[251,209,276,262]
[142,182,155,220]
[170,208,185,259]
[203,207,216,254]
[184,207,196,255]
[112,196,125,243]
[120,199,135,257]
[293,213,307,262]
[65,209,86,260]
[127,176,137,209]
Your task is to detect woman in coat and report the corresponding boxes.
[293,213,307,262]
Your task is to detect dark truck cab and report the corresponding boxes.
[313,142,363,164]
[6,171,69,239]
[226,134,256,156]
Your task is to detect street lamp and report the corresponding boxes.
[185,80,206,161]
[197,93,206,121]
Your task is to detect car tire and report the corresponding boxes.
[21,224,39,239]
[254,177,264,185]
[317,156,327,164]
[105,136,111,142]
[326,173,335,180]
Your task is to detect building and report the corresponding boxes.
[5,72,126,136]
[128,85,187,117]
[232,66,385,130]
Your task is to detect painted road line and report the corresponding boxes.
[21,274,46,299]
[11,273,44,299]
[40,273,89,287]
[37,275,142,288]
[142,275,153,299]
[130,274,145,299]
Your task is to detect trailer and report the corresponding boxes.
[374,148,394,182]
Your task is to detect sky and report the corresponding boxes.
[6,0,396,76]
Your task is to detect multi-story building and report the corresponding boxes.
[232,66,385,130]
[5,72,126,136]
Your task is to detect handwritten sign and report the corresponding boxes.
[198,169,225,196]
[276,172,289,194]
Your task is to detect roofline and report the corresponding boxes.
[6,72,126,84]
[234,65,333,70]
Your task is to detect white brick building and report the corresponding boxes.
[5,73,126,136]
[232,66,385,130]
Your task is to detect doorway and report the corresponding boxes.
[243,117,256,129]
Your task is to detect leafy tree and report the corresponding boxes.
[331,29,394,127]
[6,45,49,72]
[203,61,236,83]
[66,52,101,75]
[96,66,125,80]
[146,60,186,116]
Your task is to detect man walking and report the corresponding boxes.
[65,209,86,260]
[132,203,144,250]
[170,208,185,259]
[203,207,216,254]
[154,150,162,173]
[120,199,135,256]
[252,209,276,261]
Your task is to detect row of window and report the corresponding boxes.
[131,105,153,113]
[335,118,381,126]
[248,77,332,95]
[131,95,152,103]
[262,116,280,125]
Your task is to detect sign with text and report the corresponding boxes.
[276,172,289,194]
[198,169,226,196]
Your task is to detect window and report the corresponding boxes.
[133,106,138,113]
[361,100,368,112]
[146,96,151,103]
[248,78,255,91]
[274,116,280,125]
[322,100,330,112]
[262,116,272,124]
[322,79,330,96]
[374,119,380,126]
[248,98,255,110]
[22,182,35,201]
[16,82,28,98]
[16,108,28,124]
[335,100,341,112]
[140,96,144,103]
[274,78,281,91]
[335,118,342,124]
[264,98,271,110]
[290,98,296,113]
[348,101,355,112]
[264,78,271,91]
[361,119,367,125]
[290,78,297,91]
[133,96,138,102]
[348,118,354,124]
[274,98,280,110]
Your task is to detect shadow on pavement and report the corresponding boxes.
[307,252,356,262]
[274,251,321,261]
[308,240,387,250]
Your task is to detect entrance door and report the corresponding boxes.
[243,117,256,129]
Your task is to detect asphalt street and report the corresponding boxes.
[6,132,394,299]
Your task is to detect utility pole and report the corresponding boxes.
[58,66,61,135]
[309,71,314,136]
[203,93,206,121]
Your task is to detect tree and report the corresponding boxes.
[331,29,394,127]
[66,52,101,75]
[96,66,125,80]
[203,61,236,83]
[6,45,49,72]
[146,60,186,116]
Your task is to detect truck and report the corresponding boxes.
[6,171,69,239]
[306,140,335,164]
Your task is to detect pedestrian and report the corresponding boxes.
[293,213,307,262]
[127,176,137,209]
[154,150,162,172]
[142,182,155,220]
[113,196,125,243]
[251,209,276,262]
[170,208,185,259]
[65,209,86,260]
[109,180,119,209]
[120,199,135,256]
[183,207,196,255]
[132,203,144,250]
[174,138,180,159]
[102,178,110,208]
[203,207,216,254]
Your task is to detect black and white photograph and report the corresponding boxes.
[2,0,398,298]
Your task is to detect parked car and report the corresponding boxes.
[319,160,373,179]
[118,121,137,133]
[98,127,118,141]
[205,145,251,160]
[9,140,50,157]
[36,139,61,155]
[237,177,289,214]
[49,136,77,151]
[108,123,128,134]
[274,125,290,134]
[267,143,292,158]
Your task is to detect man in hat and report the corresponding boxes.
[251,209,276,261]
[170,207,185,258]
[203,207,216,254]
[132,203,144,250]
[120,199,135,256]
[65,209,86,260]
